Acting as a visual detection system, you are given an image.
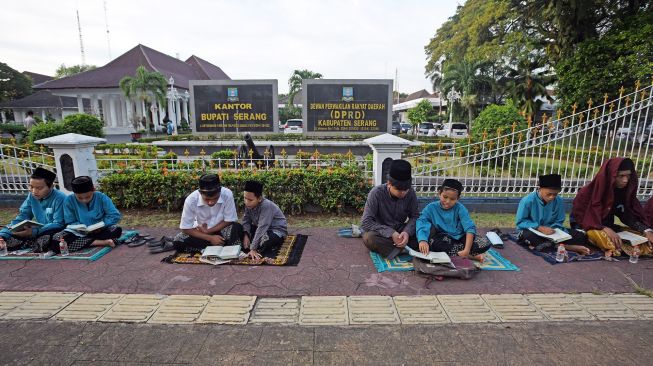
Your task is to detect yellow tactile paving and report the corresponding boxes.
[198,295,257,325]
[482,294,547,322]
[526,294,594,321]
[570,293,638,320]
[249,298,299,324]
[438,294,500,323]
[0,292,38,316]
[612,294,653,319]
[1,292,82,320]
[299,296,349,325]
[393,295,449,324]
[348,296,400,325]
[55,293,124,322]
[148,295,211,324]
[98,294,166,323]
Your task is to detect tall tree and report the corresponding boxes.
[288,69,323,106]
[407,99,433,140]
[441,60,493,125]
[119,66,167,127]
[0,62,32,103]
[54,64,96,78]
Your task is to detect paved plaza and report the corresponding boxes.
[1,226,653,365]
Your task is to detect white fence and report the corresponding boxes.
[407,83,653,198]
[0,143,55,194]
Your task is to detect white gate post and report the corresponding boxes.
[35,133,106,194]
[364,133,417,186]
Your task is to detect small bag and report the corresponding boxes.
[412,256,479,286]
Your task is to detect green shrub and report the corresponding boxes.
[99,167,371,214]
[0,123,26,137]
[28,122,68,143]
[471,103,527,140]
[62,113,104,138]
[211,150,236,160]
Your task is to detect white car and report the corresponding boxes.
[437,122,469,138]
[284,119,303,134]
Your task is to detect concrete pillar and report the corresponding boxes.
[34,133,107,194]
[109,96,118,128]
[91,95,100,117]
[41,110,46,121]
[184,99,190,125]
[1,110,6,122]
[124,99,133,128]
[77,95,84,113]
[168,98,178,135]
[157,100,164,130]
[364,134,416,186]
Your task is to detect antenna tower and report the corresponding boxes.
[103,0,112,59]
[76,10,86,66]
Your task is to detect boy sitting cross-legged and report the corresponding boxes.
[416,179,491,261]
[165,174,244,254]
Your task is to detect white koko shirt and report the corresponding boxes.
[179,188,238,230]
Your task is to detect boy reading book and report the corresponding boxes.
[516,174,590,255]
[0,167,66,252]
[416,179,491,261]
[361,159,420,259]
[241,180,288,260]
[51,176,122,253]
[168,174,244,254]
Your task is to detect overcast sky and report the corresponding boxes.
[2,0,461,94]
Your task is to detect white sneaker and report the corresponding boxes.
[351,224,362,238]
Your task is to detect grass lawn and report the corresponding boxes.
[0,207,518,229]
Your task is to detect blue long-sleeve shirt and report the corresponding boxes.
[515,190,566,232]
[64,191,121,227]
[416,201,476,242]
[0,189,67,239]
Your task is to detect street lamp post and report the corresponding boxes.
[447,88,461,125]
[167,76,179,136]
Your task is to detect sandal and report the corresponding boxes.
[150,241,176,254]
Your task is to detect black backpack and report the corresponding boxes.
[412,256,479,287]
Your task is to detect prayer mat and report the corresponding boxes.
[472,248,520,271]
[369,252,414,272]
[509,231,605,265]
[0,246,111,261]
[166,234,307,266]
[370,248,519,272]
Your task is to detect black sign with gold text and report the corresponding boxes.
[305,83,390,133]
[192,84,274,132]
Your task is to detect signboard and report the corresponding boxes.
[302,79,393,135]
[189,80,278,134]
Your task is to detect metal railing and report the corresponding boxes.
[0,144,56,194]
[407,82,653,198]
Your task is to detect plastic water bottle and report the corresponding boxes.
[555,244,566,262]
[59,237,69,256]
[0,237,7,256]
[629,245,640,264]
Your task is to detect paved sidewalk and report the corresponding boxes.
[0,227,651,296]
[0,320,651,365]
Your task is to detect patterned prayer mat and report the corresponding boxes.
[370,248,519,272]
[167,234,307,266]
[508,231,606,265]
[0,246,111,261]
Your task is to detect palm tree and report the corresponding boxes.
[441,60,493,125]
[505,55,555,120]
[288,69,323,106]
[119,66,168,129]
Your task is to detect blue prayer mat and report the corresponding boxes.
[369,248,519,272]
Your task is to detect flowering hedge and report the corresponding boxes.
[99,167,372,214]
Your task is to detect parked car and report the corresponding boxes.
[615,127,631,140]
[400,123,411,134]
[417,122,437,136]
[391,122,401,135]
[437,122,469,138]
[284,119,303,134]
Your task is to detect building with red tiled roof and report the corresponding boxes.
[31,44,229,135]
